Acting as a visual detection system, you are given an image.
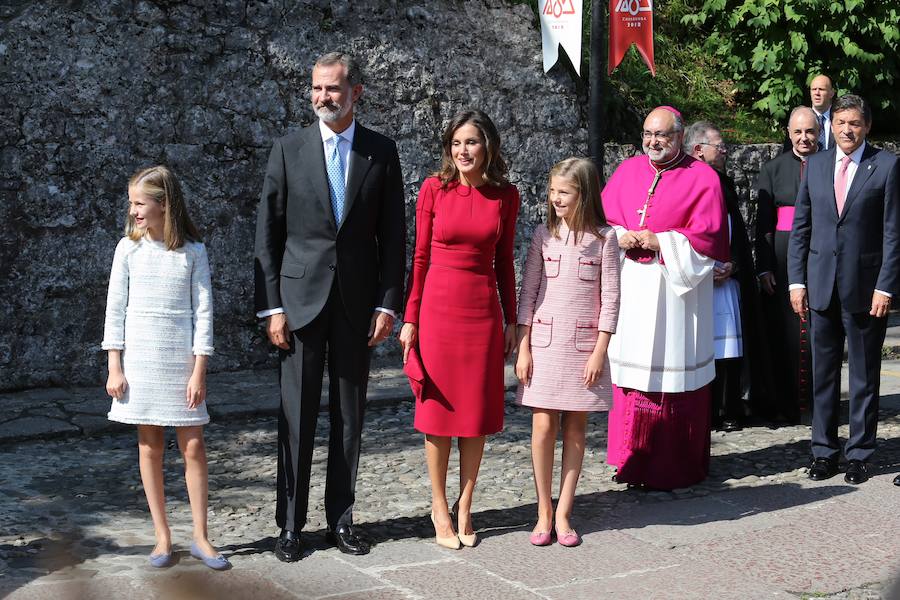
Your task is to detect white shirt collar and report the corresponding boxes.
[835,140,866,164]
[319,118,356,146]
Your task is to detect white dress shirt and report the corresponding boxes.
[257,119,398,321]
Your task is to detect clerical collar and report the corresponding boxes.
[650,151,684,171]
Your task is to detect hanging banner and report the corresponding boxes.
[539,0,584,75]
[608,0,656,76]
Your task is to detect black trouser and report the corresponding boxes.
[712,357,743,425]
[810,287,886,462]
[276,283,371,532]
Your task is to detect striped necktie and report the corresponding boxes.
[818,114,827,150]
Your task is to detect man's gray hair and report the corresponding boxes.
[683,121,720,153]
[788,106,820,132]
[314,52,363,86]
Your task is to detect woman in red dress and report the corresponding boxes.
[399,110,519,549]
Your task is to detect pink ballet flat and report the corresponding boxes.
[554,527,581,547]
[529,530,553,546]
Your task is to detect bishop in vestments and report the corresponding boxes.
[602,106,729,490]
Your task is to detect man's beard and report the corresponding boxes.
[643,143,677,163]
[314,101,350,123]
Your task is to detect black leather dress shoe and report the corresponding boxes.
[721,420,742,432]
[326,525,370,555]
[274,529,303,562]
[844,460,869,485]
[894,474,900,486]
[808,457,839,481]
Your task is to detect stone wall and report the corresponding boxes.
[3,1,898,391]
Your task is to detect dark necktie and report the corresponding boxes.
[818,114,827,150]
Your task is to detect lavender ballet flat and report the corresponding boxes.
[190,542,231,570]
[148,550,173,568]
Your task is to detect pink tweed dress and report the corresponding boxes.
[516,223,621,411]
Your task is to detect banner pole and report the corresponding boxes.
[589,0,607,184]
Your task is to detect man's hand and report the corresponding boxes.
[870,291,892,318]
[267,313,290,350]
[368,311,395,347]
[790,288,808,317]
[618,230,642,250]
[713,262,734,283]
[636,230,660,252]
[759,272,776,295]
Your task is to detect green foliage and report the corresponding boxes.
[682,0,900,127]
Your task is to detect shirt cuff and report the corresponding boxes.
[257,307,285,319]
[875,289,893,298]
[757,271,772,278]
[788,284,806,291]
[375,307,398,319]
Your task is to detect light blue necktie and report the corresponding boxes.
[326,135,346,224]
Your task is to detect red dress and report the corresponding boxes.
[404,177,519,437]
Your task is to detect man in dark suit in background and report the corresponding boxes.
[809,75,836,151]
[255,52,406,560]
[788,94,900,485]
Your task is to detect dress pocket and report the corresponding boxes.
[574,319,598,352]
[543,254,561,278]
[578,258,600,281]
[531,317,553,348]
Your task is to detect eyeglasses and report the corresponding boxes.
[641,131,675,141]
[699,142,728,152]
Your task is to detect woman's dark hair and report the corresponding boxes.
[433,109,509,188]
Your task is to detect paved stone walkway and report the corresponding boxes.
[2,363,900,599]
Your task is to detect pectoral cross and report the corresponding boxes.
[637,170,665,228]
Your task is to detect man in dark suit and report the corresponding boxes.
[254,52,405,560]
[788,94,900,485]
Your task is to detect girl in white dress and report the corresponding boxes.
[102,166,228,570]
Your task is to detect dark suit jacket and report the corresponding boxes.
[254,122,406,334]
[787,143,900,313]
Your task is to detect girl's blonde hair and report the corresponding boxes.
[546,157,606,244]
[126,166,201,250]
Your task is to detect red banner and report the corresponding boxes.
[608,0,655,76]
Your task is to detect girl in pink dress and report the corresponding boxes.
[515,158,620,547]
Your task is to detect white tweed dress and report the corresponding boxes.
[101,237,214,426]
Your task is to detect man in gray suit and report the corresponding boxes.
[254,52,406,559]
[788,94,900,485]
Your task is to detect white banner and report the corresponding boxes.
[539,0,583,75]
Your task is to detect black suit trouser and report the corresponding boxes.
[276,282,371,532]
[809,287,885,462]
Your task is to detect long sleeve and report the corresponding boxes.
[787,172,812,287]
[191,243,215,356]
[101,238,130,350]
[403,181,436,325]
[876,158,900,296]
[495,186,520,324]
[754,165,777,275]
[253,137,287,314]
[516,226,545,325]
[375,141,407,313]
[598,229,621,333]
[657,230,715,296]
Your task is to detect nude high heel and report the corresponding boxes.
[430,512,461,550]
[451,501,478,547]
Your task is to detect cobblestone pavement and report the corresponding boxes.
[2,364,900,599]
